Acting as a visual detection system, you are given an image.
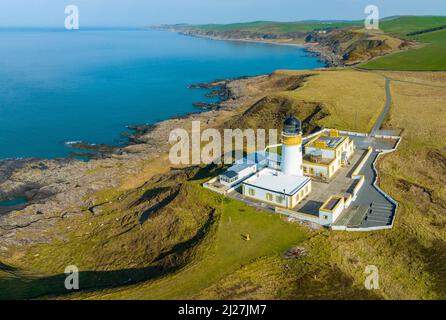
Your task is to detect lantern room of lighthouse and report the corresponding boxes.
[281,115,304,177]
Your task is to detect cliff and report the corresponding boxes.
[155,24,411,67]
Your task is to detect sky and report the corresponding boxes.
[0,0,445,27]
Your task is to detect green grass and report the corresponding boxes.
[77,195,308,299]
[380,16,446,36]
[362,29,446,70]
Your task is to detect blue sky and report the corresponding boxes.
[0,0,445,27]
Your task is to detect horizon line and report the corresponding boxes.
[1,14,445,29]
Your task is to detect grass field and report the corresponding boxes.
[275,69,387,132]
[362,29,446,70]
[380,16,446,36]
[186,16,446,36]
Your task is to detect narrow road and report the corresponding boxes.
[371,76,392,136]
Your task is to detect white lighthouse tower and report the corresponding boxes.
[281,115,303,176]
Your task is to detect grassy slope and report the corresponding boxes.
[225,70,386,135]
[362,16,446,70]
[275,69,386,132]
[362,29,446,70]
[380,16,446,36]
[72,190,309,299]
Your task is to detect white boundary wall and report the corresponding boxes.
[332,135,402,232]
[275,207,321,224]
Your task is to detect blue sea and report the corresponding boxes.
[0,29,324,159]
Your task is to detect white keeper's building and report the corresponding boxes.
[241,116,312,209]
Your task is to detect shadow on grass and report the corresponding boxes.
[189,163,226,182]
[0,262,17,272]
[419,239,446,299]
[289,266,383,300]
[139,188,181,224]
[0,264,178,300]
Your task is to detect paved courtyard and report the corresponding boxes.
[293,149,366,216]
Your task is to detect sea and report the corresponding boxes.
[0,28,324,159]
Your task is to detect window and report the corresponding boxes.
[310,167,315,175]
[248,188,255,196]
[303,166,307,173]
[324,215,329,220]
[276,195,284,204]
[266,193,273,201]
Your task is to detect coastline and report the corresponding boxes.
[0,75,264,212]
[169,30,335,67]
[178,32,307,48]
[180,32,335,65]
[0,32,328,220]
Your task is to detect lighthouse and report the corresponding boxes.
[281,115,303,176]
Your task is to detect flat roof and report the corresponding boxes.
[243,168,311,196]
[221,171,238,179]
[321,195,344,212]
[227,163,252,174]
[303,154,334,165]
[306,135,346,149]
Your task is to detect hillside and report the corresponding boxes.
[362,29,446,70]
[167,20,362,35]
[380,16,446,36]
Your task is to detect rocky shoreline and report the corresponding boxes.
[153,25,411,68]
[0,74,259,250]
[155,27,338,67]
